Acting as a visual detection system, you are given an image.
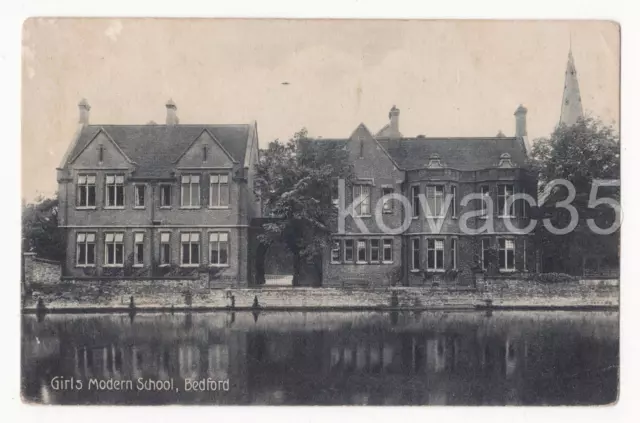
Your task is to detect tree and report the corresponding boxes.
[22,195,65,261]
[255,129,354,286]
[529,117,620,275]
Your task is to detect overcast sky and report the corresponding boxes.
[22,19,619,201]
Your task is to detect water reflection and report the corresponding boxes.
[21,311,618,405]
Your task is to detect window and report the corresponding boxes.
[76,233,96,266]
[481,238,490,271]
[450,238,457,269]
[523,239,528,271]
[426,185,444,217]
[356,240,367,263]
[160,185,172,207]
[105,175,125,207]
[411,238,421,271]
[104,233,124,266]
[209,232,229,266]
[498,184,515,217]
[203,145,208,162]
[331,240,341,263]
[498,238,515,271]
[370,239,380,262]
[383,239,393,263]
[76,174,96,207]
[134,185,145,208]
[181,175,201,208]
[160,233,171,265]
[411,185,420,218]
[426,239,444,271]
[480,185,490,217]
[210,174,230,208]
[344,240,354,262]
[181,232,200,266]
[450,186,457,217]
[134,233,144,266]
[381,187,394,213]
[353,185,371,216]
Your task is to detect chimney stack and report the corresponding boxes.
[514,104,527,137]
[389,105,400,135]
[166,99,179,125]
[78,98,91,126]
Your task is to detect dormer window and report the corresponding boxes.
[428,153,442,168]
[498,153,514,168]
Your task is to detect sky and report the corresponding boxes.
[21,19,619,201]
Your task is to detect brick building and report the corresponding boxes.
[56,99,261,285]
[321,105,537,288]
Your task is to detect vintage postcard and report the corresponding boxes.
[21,19,620,405]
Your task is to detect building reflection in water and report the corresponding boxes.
[21,311,619,405]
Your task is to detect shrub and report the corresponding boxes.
[531,272,578,284]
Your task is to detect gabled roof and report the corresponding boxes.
[311,135,528,171]
[377,136,528,171]
[64,124,251,178]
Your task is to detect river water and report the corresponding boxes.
[21,310,618,405]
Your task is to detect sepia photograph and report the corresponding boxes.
[20,18,620,406]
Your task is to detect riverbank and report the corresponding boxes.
[22,280,618,313]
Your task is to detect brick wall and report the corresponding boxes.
[24,278,618,311]
[23,253,61,285]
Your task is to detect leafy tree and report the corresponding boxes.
[529,117,620,275]
[22,195,65,261]
[255,129,354,286]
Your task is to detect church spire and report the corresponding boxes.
[559,46,584,126]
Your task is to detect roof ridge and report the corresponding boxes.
[88,123,251,128]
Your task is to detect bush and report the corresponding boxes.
[531,272,578,284]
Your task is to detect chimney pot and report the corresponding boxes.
[78,98,91,125]
[165,99,179,125]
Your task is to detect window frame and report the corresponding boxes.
[426,185,445,218]
[410,237,421,272]
[498,237,516,271]
[481,238,490,271]
[133,184,146,209]
[498,184,516,218]
[209,232,230,267]
[411,185,420,218]
[160,232,171,266]
[426,238,445,271]
[104,174,125,209]
[76,174,96,209]
[75,232,96,267]
[381,186,394,214]
[180,175,201,209]
[450,185,458,218]
[353,184,371,217]
[133,232,145,267]
[382,239,394,264]
[344,239,354,263]
[450,238,457,270]
[209,173,231,209]
[480,185,490,218]
[356,239,368,264]
[330,239,342,264]
[370,239,380,263]
[180,232,201,266]
[104,232,125,267]
[160,184,172,208]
